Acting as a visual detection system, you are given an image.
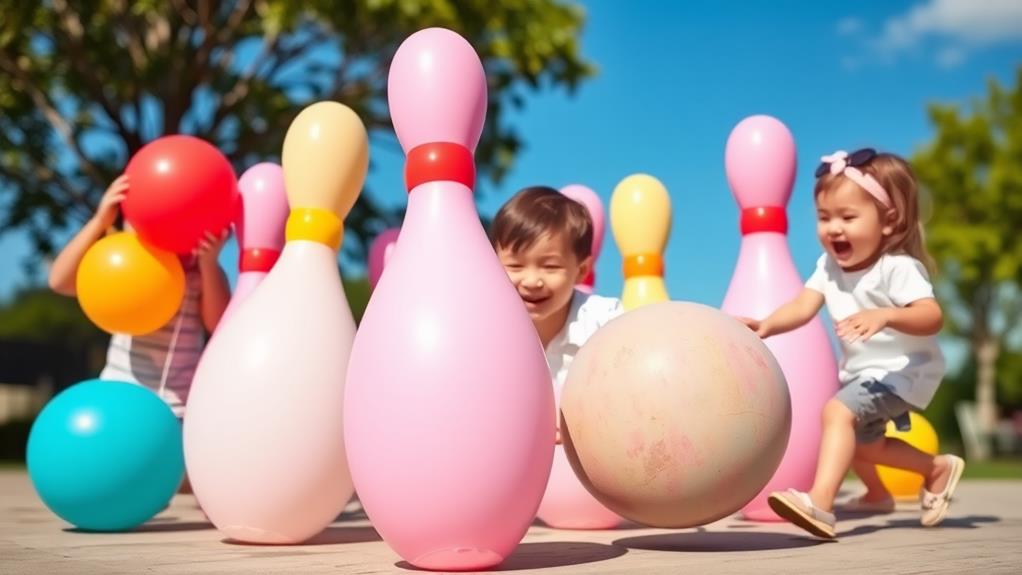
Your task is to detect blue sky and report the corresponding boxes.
[2,1,1021,338]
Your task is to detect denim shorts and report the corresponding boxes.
[835,380,912,443]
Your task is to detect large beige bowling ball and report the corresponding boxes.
[561,301,791,528]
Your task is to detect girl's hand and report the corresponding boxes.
[738,316,771,339]
[193,229,229,271]
[93,174,129,229]
[836,309,890,344]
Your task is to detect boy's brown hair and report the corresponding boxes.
[491,186,593,260]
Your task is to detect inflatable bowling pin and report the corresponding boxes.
[368,227,401,290]
[184,102,368,543]
[221,162,288,325]
[720,115,839,521]
[344,28,554,571]
[561,184,605,293]
[610,174,671,310]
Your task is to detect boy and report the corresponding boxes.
[491,186,623,442]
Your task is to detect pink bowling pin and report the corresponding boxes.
[720,115,839,521]
[367,227,400,289]
[183,102,368,543]
[560,184,605,293]
[536,444,621,529]
[344,28,554,571]
[541,187,618,529]
[221,162,289,325]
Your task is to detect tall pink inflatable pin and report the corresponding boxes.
[344,28,554,571]
[720,115,839,521]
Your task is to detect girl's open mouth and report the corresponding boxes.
[832,240,853,259]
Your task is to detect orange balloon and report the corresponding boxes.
[76,232,185,335]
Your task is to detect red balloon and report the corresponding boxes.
[123,135,238,254]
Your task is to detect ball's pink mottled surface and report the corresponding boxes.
[561,301,792,528]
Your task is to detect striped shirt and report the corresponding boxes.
[100,260,206,417]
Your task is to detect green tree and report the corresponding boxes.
[0,287,105,344]
[0,0,592,264]
[912,68,1022,458]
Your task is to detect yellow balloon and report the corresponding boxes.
[876,412,940,499]
[282,101,368,220]
[76,232,185,336]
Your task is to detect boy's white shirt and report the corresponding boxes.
[806,252,945,409]
[545,290,625,411]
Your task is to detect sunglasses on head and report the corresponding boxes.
[815,147,876,178]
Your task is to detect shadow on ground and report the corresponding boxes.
[397,541,628,571]
[839,515,1000,538]
[613,528,830,552]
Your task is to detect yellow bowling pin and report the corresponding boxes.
[611,174,671,310]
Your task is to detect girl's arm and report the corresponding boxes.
[739,288,825,339]
[886,298,943,335]
[836,298,942,344]
[48,175,129,296]
[194,230,232,333]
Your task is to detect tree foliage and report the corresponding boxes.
[913,67,1022,441]
[0,0,593,264]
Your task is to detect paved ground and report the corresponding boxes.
[2,470,1020,574]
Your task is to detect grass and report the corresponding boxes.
[962,458,1022,479]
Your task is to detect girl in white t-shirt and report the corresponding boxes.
[740,149,964,539]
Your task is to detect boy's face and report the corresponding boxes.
[497,232,591,325]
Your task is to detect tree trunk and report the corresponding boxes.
[975,336,1000,460]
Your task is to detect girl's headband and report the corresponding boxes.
[815,148,892,209]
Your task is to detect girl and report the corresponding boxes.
[741,148,964,539]
[49,174,231,420]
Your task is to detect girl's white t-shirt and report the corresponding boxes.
[806,253,945,409]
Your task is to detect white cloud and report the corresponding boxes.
[874,0,1022,53]
[935,46,967,68]
[837,17,863,36]
[841,0,1022,68]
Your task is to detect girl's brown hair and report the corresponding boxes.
[815,152,936,273]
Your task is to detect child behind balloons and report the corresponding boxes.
[49,174,231,421]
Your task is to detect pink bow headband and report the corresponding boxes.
[815,148,892,209]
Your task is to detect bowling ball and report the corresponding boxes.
[76,232,185,335]
[27,380,184,531]
[876,412,939,499]
[123,135,238,254]
[560,302,791,528]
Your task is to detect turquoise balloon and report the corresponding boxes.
[27,379,184,531]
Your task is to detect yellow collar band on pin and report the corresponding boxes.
[286,207,343,251]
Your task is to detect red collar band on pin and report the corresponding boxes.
[740,207,788,235]
[239,248,281,272]
[581,269,595,287]
[405,142,475,192]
